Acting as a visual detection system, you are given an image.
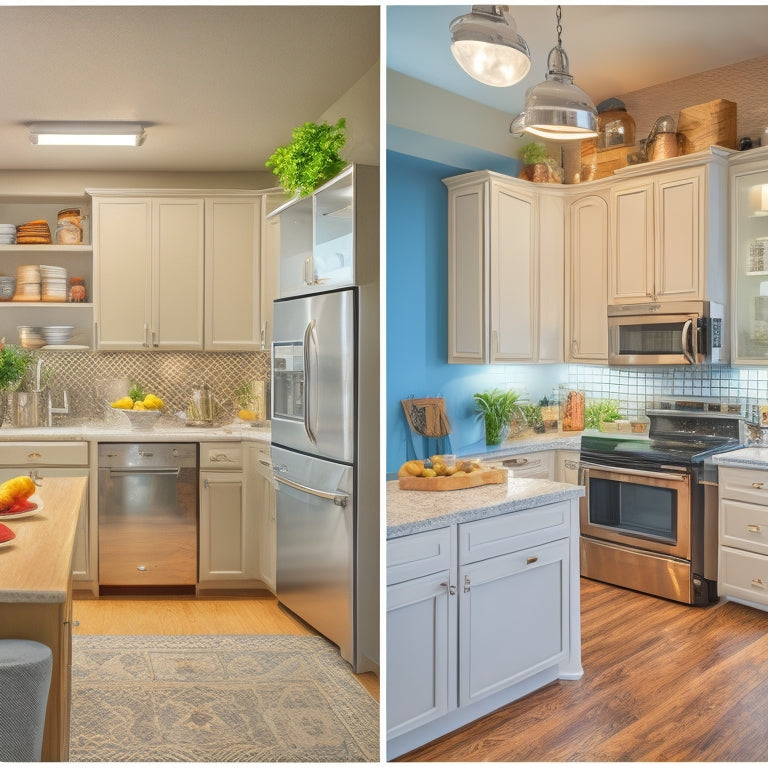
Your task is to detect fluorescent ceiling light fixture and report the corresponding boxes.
[509,5,597,141]
[449,5,530,87]
[29,122,146,147]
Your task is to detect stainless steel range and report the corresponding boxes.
[579,399,744,605]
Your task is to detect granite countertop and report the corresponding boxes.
[714,446,768,470]
[387,476,584,539]
[0,418,271,444]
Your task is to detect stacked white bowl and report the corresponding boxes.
[0,224,15,244]
[41,326,74,345]
[40,265,67,302]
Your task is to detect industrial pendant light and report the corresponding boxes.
[509,5,597,140]
[450,5,531,87]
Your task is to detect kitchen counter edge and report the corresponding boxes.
[387,477,585,539]
[714,446,768,470]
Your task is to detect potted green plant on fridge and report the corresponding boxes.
[473,388,524,446]
[266,117,348,197]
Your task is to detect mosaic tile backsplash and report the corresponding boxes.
[22,349,270,423]
[484,363,768,423]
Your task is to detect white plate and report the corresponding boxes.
[0,494,44,520]
[0,537,16,548]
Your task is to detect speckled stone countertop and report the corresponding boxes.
[387,476,584,539]
[714,446,768,470]
[0,418,271,444]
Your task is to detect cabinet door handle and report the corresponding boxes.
[143,322,149,348]
[463,575,471,593]
[440,581,456,596]
[748,524,762,533]
[752,578,766,589]
[753,482,765,489]
[526,556,538,565]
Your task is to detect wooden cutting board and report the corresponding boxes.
[398,468,508,491]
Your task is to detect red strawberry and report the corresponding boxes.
[0,523,15,543]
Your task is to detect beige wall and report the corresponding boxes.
[319,61,380,167]
[618,53,768,143]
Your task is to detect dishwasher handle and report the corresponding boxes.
[107,467,182,477]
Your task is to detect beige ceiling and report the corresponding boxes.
[0,4,379,173]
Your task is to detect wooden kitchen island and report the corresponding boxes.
[0,476,87,762]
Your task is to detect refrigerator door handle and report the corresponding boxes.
[274,474,349,507]
[303,318,319,445]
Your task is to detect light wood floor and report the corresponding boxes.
[73,593,379,701]
[397,577,768,761]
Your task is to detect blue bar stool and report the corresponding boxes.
[0,639,53,762]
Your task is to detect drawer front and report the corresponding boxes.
[459,501,570,565]
[720,546,768,607]
[0,441,88,466]
[721,498,768,556]
[387,527,452,585]
[719,466,768,506]
[491,451,553,479]
[200,442,242,470]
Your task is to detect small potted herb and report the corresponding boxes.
[266,117,348,197]
[473,388,525,446]
[518,142,560,183]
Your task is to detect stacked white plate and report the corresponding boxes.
[13,265,41,301]
[41,325,74,345]
[0,224,15,244]
[40,264,67,302]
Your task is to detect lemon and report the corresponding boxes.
[239,409,258,421]
[132,401,147,410]
[421,468,437,477]
[111,396,134,410]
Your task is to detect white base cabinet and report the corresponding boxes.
[244,442,276,593]
[387,498,581,759]
[719,466,768,609]
[198,442,256,584]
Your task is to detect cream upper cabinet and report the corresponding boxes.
[608,151,729,306]
[444,171,563,364]
[93,196,204,350]
[91,189,263,351]
[204,197,262,351]
[729,147,768,363]
[565,191,609,363]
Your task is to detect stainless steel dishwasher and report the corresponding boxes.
[98,443,198,593]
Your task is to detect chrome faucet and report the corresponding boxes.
[47,390,69,427]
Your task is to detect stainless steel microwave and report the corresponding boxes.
[608,300,726,365]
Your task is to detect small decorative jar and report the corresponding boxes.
[69,277,86,303]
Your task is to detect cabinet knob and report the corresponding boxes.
[752,578,766,589]
[748,524,762,533]
[440,581,456,596]
[526,556,539,565]
[753,482,765,489]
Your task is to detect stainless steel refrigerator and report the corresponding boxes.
[271,285,379,673]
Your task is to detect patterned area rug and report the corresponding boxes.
[69,634,379,762]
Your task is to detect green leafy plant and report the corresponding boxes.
[584,400,623,430]
[520,403,544,433]
[473,388,522,445]
[0,343,33,392]
[520,142,550,166]
[266,117,347,197]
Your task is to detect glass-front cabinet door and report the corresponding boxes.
[731,150,768,363]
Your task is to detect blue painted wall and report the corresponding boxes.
[385,150,562,472]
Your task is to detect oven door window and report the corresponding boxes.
[589,476,677,543]
[272,343,304,421]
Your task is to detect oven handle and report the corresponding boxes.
[579,461,688,482]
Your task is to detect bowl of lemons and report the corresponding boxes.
[110,386,165,430]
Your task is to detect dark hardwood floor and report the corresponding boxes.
[397,577,768,761]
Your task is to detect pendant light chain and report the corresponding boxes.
[555,5,563,48]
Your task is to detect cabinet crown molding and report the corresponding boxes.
[86,187,275,198]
